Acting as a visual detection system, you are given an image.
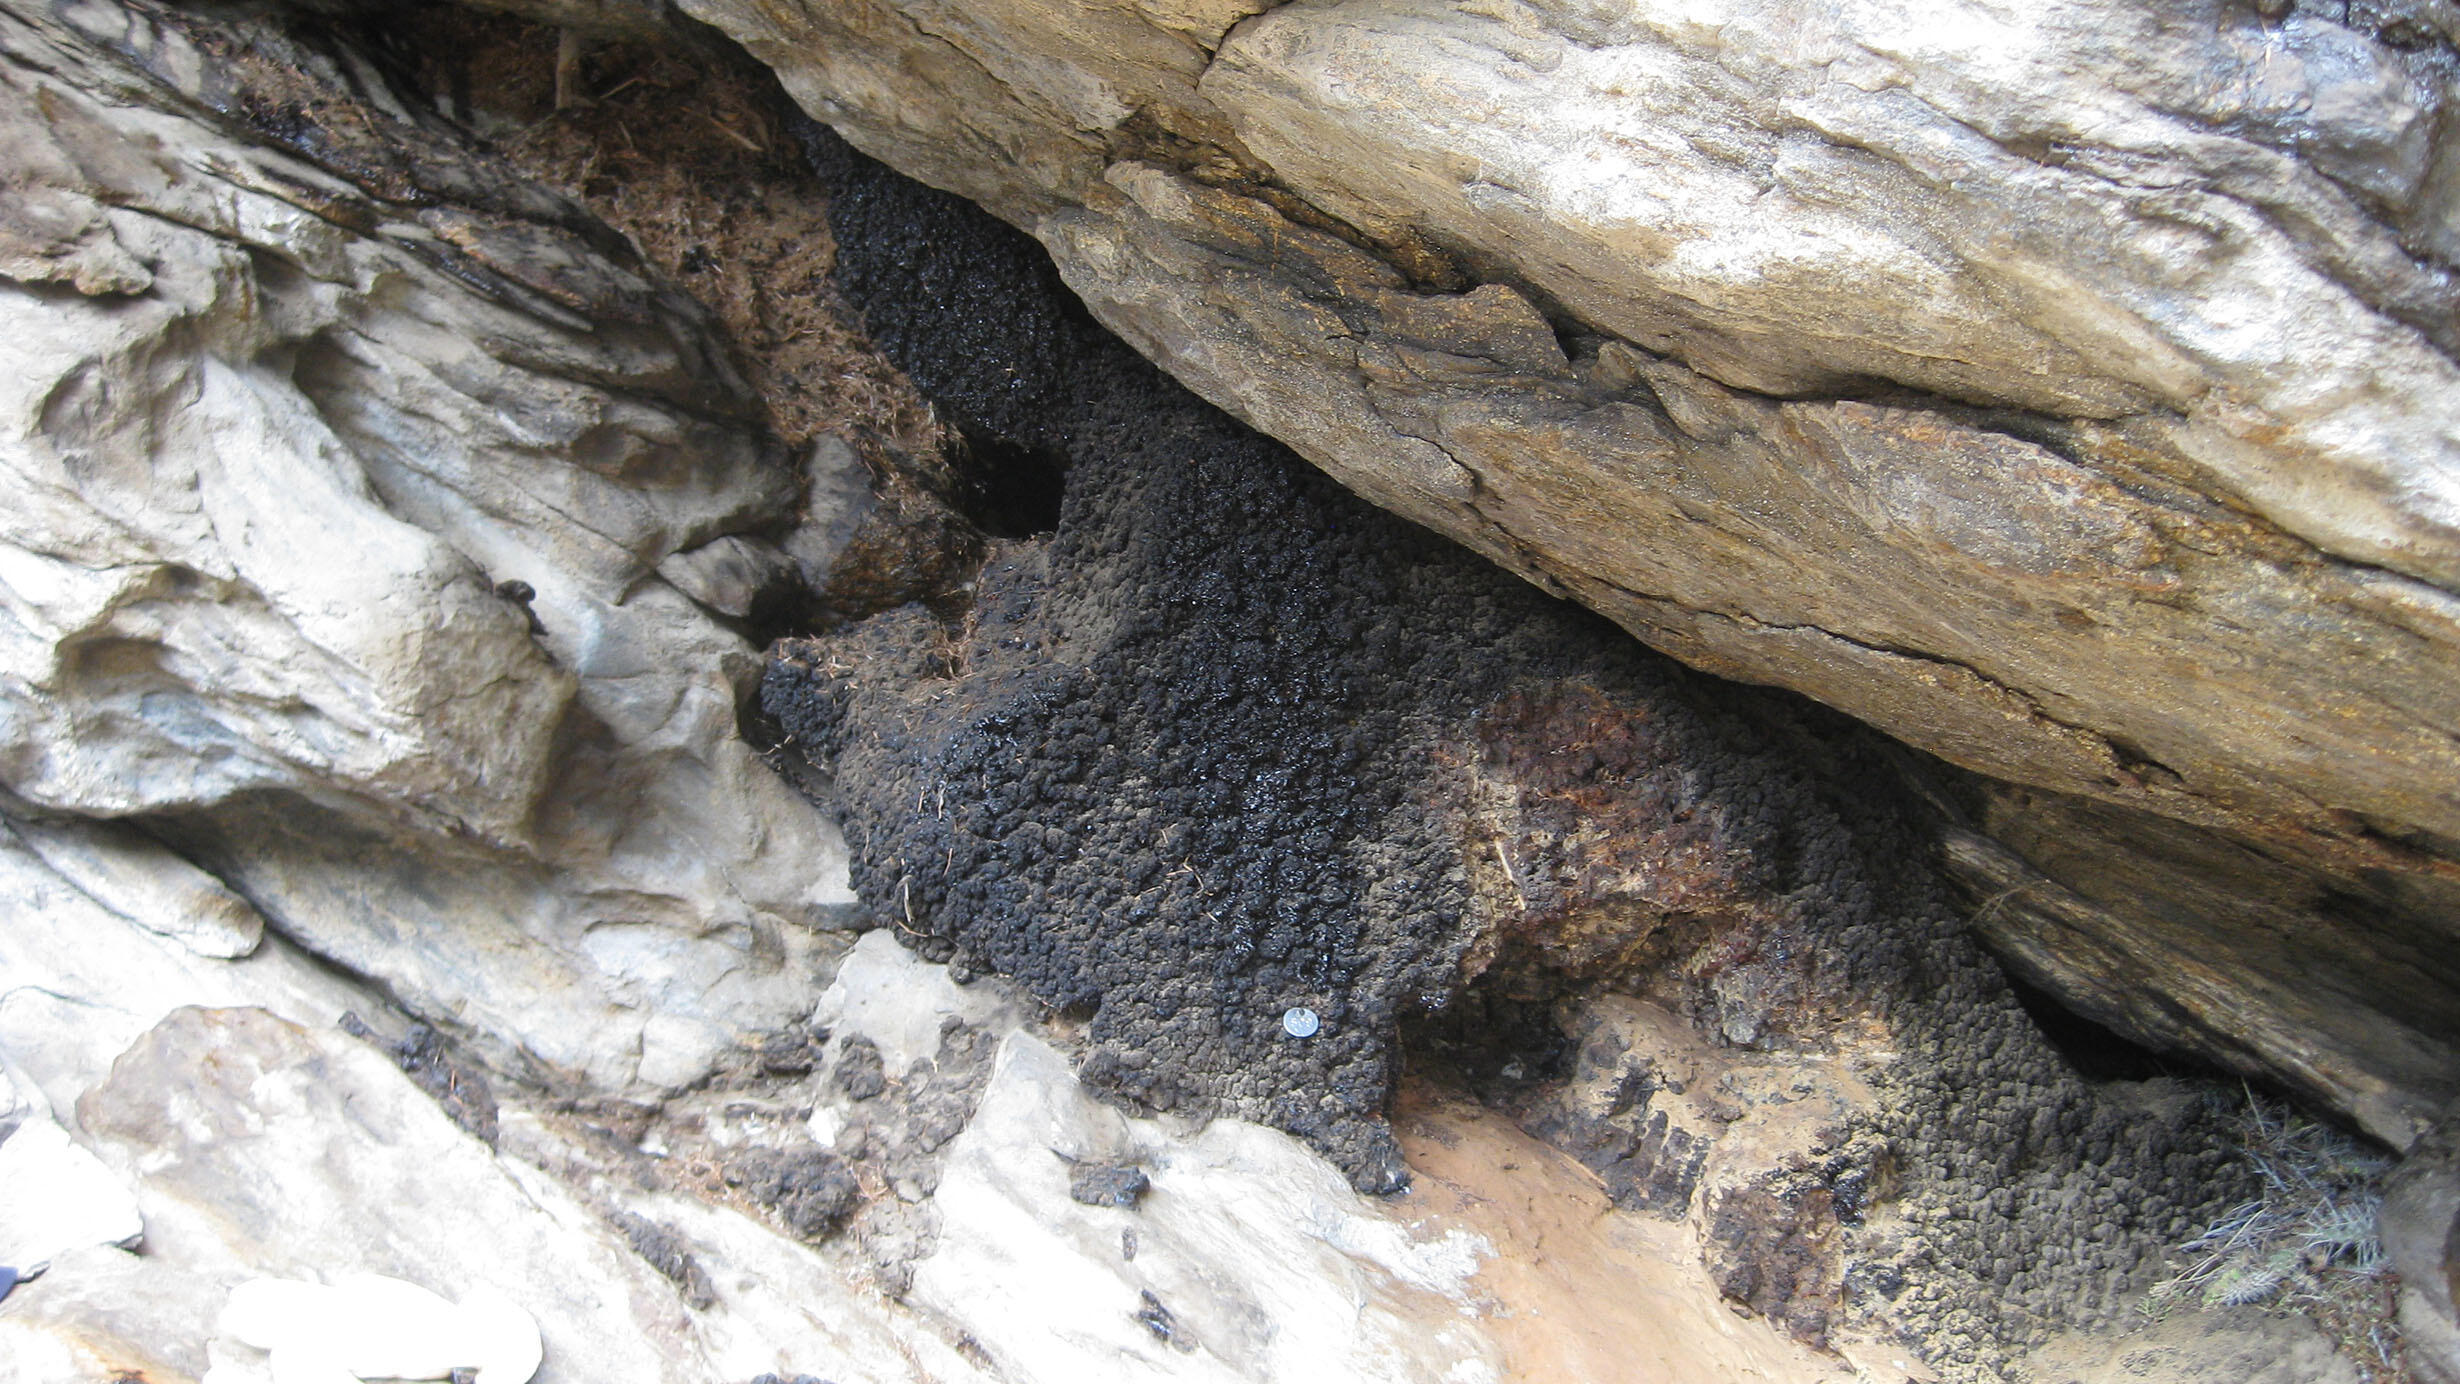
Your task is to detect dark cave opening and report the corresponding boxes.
[2003,974,2213,1084]
[938,429,1068,539]
[1395,984,1578,1106]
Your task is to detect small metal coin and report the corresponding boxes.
[1281,1006,1321,1039]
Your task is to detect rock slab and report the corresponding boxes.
[0,0,863,1097]
[687,0,2460,1144]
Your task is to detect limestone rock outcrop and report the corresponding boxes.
[0,2,2441,1378]
[6,940,1819,1384]
[0,0,859,1094]
[672,0,2460,1146]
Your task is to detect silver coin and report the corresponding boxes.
[1281,1006,1321,1039]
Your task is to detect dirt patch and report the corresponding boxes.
[1391,1082,1864,1384]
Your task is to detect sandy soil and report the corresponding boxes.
[1386,1081,1881,1384]
[1383,1078,2377,1384]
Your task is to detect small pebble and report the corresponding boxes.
[1131,1288,1190,1356]
[1281,1007,1320,1039]
[1069,1163,1150,1208]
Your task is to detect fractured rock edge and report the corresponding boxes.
[0,0,871,1098]
[758,128,2340,1381]
[681,0,2460,1151]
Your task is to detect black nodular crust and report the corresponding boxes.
[765,122,1932,1189]
[759,125,2244,1379]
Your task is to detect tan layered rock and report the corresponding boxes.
[674,0,2460,1144]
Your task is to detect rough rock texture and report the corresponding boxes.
[786,933,1514,1383]
[916,1027,1498,1381]
[0,724,2367,1384]
[2385,1105,2460,1384]
[65,1007,716,1384]
[3,814,264,960]
[9,925,1791,1384]
[0,807,373,1126]
[683,0,2460,1146]
[761,141,2267,1376]
[0,5,2427,1381]
[0,1114,143,1277]
[0,0,864,1094]
[10,1004,994,1384]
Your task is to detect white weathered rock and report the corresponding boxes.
[71,1007,713,1384]
[0,1061,30,1144]
[0,1117,143,1278]
[802,932,1503,1383]
[2,814,263,960]
[0,1243,230,1384]
[812,928,1029,1073]
[218,1275,542,1384]
[0,0,860,1096]
[571,1188,999,1384]
[916,1031,1501,1383]
[0,819,369,1126]
[3,999,1003,1384]
[19,975,1530,1384]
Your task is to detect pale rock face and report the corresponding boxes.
[0,822,372,1125]
[811,925,1031,1073]
[0,0,859,1095]
[0,1244,234,1384]
[1204,0,2460,574]
[63,1007,724,1384]
[916,1031,1503,1384]
[0,902,999,1384]
[794,933,1615,1384]
[0,956,1747,1384]
[793,930,1503,1383]
[216,1274,543,1384]
[673,0,2460,1144]
[0,1116,144,1278]
[3,814,265,960]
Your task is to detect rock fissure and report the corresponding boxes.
[755,127,2313,1378]
[3,4,2452,1383]
[1192,0,1294,63]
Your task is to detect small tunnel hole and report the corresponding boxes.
[1397,983,1576,1104]
[2004,975,2218,1083]
[943,429,1067,539]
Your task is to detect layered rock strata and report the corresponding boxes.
[683,0,2460,1147]
[760,136,2257,1375]
[0,0,862,1092]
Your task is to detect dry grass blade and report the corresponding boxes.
[2144,1087,2404,1380]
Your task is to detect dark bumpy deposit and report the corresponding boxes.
[762,127,2253,1374]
